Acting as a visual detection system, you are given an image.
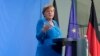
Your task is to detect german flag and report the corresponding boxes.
[87,0,100,56]
[53,0,59,25]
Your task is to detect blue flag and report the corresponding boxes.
[65,0,80,56]
[67,0,79,40]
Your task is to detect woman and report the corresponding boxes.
[36,5,62,56]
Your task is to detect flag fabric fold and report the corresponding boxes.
[87,0,100,56]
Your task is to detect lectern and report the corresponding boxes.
[52,38,77,56]
[52,38,66,54]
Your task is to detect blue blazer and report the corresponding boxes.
[36,18,62,56]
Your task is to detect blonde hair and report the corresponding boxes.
[42,5,55,15]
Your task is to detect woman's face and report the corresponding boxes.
[44,7,54,20]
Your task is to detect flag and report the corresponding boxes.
[65,0,80,56]
[87,0,100,56]
[53,0,59,25]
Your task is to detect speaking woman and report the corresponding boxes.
[36,5,62,56]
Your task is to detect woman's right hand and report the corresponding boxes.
[42,24,52,32]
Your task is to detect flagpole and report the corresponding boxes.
[86,36,89,56]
